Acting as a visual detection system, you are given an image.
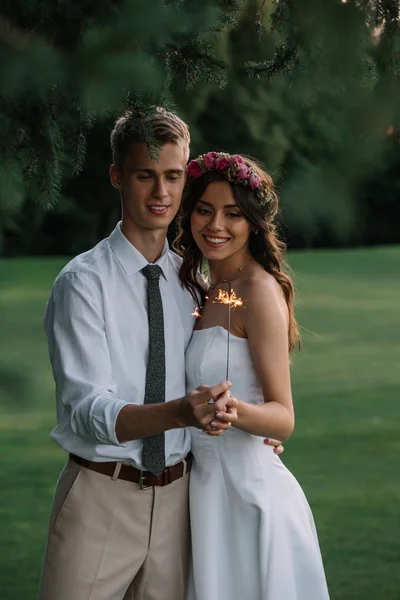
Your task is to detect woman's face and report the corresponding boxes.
[190,181,251,262]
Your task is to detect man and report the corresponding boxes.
[39,107,282,600]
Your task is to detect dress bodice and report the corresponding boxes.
[185,326,264,406]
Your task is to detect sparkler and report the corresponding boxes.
[214,287,243,311]
[214,284,244,380]
[192,307,201,318]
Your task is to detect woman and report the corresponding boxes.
[174,152,330,600]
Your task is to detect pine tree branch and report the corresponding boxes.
[256,0,268,37]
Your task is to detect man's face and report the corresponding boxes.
[110,141,188,234]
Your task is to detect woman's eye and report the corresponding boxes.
[196,208,211,215]
[228,212,241,218]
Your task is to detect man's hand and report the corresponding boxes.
[264,437,284,454]
[179,381,232,430]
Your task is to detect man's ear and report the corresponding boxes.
[110,164,122,190]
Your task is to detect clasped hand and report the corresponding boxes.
[180,380,236,435]
[203,388,238,436]
[180,380,284,453]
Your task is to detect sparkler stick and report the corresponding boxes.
[226,282,231,380]
[214,285,243,380]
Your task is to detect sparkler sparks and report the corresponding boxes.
[192,307,201,318]
[214,288,243,310]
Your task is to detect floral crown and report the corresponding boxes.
[186,152,272,207]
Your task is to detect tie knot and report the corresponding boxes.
[142,264,162,282]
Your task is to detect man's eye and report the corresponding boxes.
[138,174,151,180]
[167,176,180,181]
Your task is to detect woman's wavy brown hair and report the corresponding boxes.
[174,156,301,352]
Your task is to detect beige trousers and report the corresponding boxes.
[38,459,190,600]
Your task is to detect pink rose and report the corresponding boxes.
[203,152,217,170]
[237,164,251,181]
[249,172,261,189]
[187,160,204,179]
[215,156,229,171]
[229,154,244,167]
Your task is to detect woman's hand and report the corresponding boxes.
[202,394,285,453]
[202,392,238,436]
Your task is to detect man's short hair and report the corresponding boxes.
[110,106,191,168]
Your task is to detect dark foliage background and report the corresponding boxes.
[1,0,399,255]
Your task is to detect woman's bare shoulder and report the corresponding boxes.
[239,268,288,324]
[240,267,283,299]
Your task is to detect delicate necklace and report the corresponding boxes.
[209,259,249,289]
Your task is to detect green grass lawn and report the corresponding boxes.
[0,247,399,599]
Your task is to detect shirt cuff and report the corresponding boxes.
[90,395,130,447]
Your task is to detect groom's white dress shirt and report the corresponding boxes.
[44,223,196,469]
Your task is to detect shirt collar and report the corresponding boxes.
[108,222,170,279]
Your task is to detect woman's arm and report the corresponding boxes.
[233,275,295,441]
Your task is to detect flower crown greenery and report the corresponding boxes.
[186,152,272,206]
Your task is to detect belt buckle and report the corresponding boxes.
[138,470,152,490]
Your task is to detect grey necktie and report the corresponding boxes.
[141,264,166,476]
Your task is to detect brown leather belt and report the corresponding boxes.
[70,452,193,489]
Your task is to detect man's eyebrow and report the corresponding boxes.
[197,200,240,209]
[132,168,184,174]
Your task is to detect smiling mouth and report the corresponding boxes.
[147,205,170,215]
[203,235,230,247]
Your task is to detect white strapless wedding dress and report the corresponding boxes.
[186,326,330,600]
